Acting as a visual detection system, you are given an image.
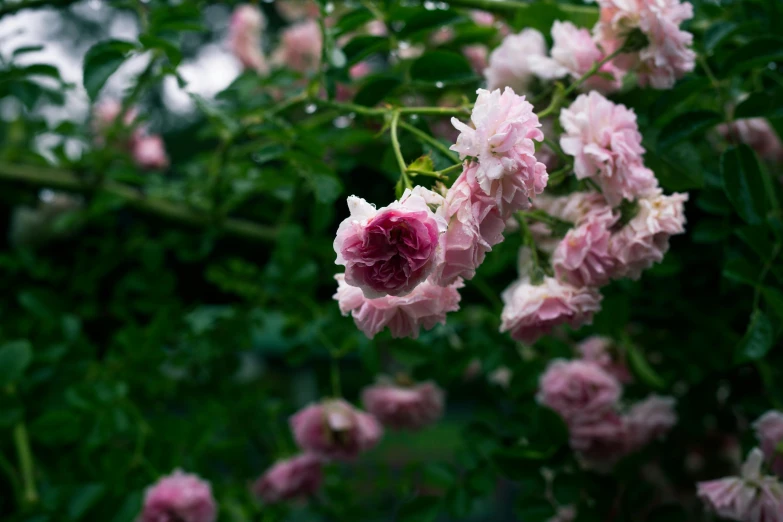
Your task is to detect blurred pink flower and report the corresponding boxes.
[228,4,268,74]
[463,44,489,74]
[362,380,444,430]
[560,91,658,206]
[594,0,695,89]
[529,21,622,93]
[484,29,546,93]
[334,187,447,298]
[290,399,383,461]
[451,87,547,213]
[92,99,137,138]
[275,19,322,74]
[718,119,783,163]
[336,61,372,101]
[132,133,169,171]
[569,412,630,469]
[533,191,611,225]
[754,411,783,477]
[333,274,463,339]
[431,162,506,285]
[140,470,216,522]
[276,0,320,22]
[252,454,322,503]
[470,10,495,26]
[625,395,677,450]
[547,506,577,522]
[609,190,688,279]
[500,277,602,344]
[576,336,632,384]
[538,359,621,422]
[553,205,619,287]
[366,20,387,36]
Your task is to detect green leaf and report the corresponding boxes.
[723,256,761,287]
[334,8,374,37]
[82,40,138,100]
[68,483,106,521]
[657,110,722,148]
[625,342,666,390]
[12,45,44,57]
[30,410,83,446]
[18,63,61,80]
[762,287,783,323]
[343,35,389,66]
[138,35,182,66]
[721,37,783,76]
[692,219,732,243]
[720,145,771,225]
[397,496,441,522]
[110,492,143,522]
[735,91,783,120]
[650,77,710,124]
[516,499,556,522]
[734,310,774,363]
[354,74,402,107]
[410,51,475,85]
[397,10,461,39]
[408,155,435,173]
[0,340,33,387]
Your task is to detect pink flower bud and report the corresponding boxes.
[362,379,444,430]
[132,133,170,171]
[252,454,322,503]
[228,4,268,74]
[140,470,216,522]
[290,399,383,461]
[538,359,621,423]
[754,411,783,477]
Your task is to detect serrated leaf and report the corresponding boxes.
[0,340,33,387]
[83,40,137,100]
[408,155,434,173]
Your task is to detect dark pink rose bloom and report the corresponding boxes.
[538,359,621,423]
[334,187,447,298]
[754,411,783,477]
[362,379,444,430]
[252,454,322,503]
[140,469,216,522]
[290,399,383,461]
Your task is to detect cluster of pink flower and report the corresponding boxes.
[92,99,169,171]
[538,336,677,470]
[486,0,695,92]
[698,411,783,521]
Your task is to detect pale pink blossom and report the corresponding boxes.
[594,0,695,89]
[754,411,783,477]
[252,454,322,503]
[553,205,619,287]
[431,162,506,285]
[334,187,447,298]
[92,99,137,138]
[625,395,677,450]
[576,336,632,384]
[336,62,372,101]
[484,29,546,93]
[718,119,783,163]
[500,277,602,344]
[529,21,622,92]
[609,190,688,279]
[451,88,547,213]
[470,10,495,26]
[538,359,621,422]
[228,5,268,74]
[698,448,783,522]
[463,44,489,74]
[131,133,169,170]
[366,20,387,36]
[275,19,322,74]
[431,27,455,45]
[276,0,320,22]
[333,274,462,339]
[140,470,216,522]
[548,506,577,522]
[533,191,612,225]
[560,91,658,205]
[290,399,383,461]
[362,380,444,430]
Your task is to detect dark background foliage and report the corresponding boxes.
[0,0,781,521]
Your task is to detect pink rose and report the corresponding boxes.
[754,411,783,477]
[625,395,677,450]
[334,187,447,298]
[609,190,688,279]
[500,277,602,344]
[533,191,611,225]
[431,162,506,285]
[361,379,444,430]
[560,91,658,206]
[228,5,268,74]
[335,62,372,101]
[576,336,632,384]
[274,19,322,74]
[92,99,137,137]
[470,10,495,26]
[594,0,695,89]
[131,133,169,171]
[276,0,320,22]
[538,359,621,422]
[484,29,546,93]
[290,399,383,461]
[718,118,783,163]
[569,412,630,469]
[140,470,216,522]
[462,44,488,74]
[529,21,622,93]
[553,205,619,287]
[451,88,548,214]
[252,454,322,503]
[333,274,463,339]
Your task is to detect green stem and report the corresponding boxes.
[562,47,624,98]
[390,110,408,177]
[397,120,460,163]
[753,241,782,310]
[542,137,567,162]
[408,162,464,180]
[517,209,572,229]
[546,164,573,186]
[436,0,597,17]
[13,423,37,505]
[398,106,470,116]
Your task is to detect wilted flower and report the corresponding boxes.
[451,87,547,213]
[553,205,619,287]
[132,133,169,171]
[500,277,602,344]
[754,411,783,477]
[718,119,783,163]
[275,19,322,74]
[228,4,268,73]
[529,21,622,92]
[334,187,447,298]
[538,359,621,422]
[362,379,444,430]
[484,29,546,93]
[594,0,695,89]
[560,91,658,206]
[625,395,677,450]
[290,399,383,461]
[252,454,322,503]
[333,274,462,339]
[140,470,216,522]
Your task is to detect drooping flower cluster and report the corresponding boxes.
[139,470,217,522]
[92,99,169,171]
[538,351,677,470]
